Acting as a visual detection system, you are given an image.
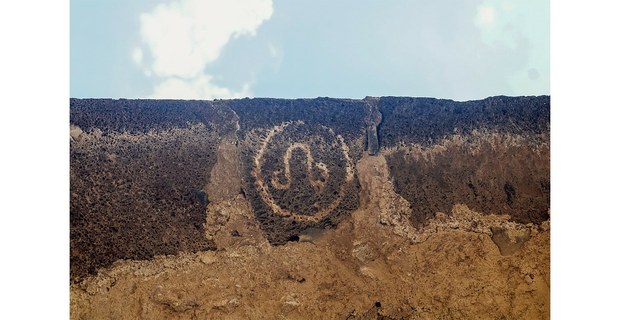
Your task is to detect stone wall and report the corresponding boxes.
[70,96,550,281]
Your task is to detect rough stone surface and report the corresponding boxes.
[384,132,550,228]
[70,99,238,281]
[377,95,550,148]
[229,98,367,245]
[69,99,238,135]
[71,159,550,319]
[205,141,242,203]
[70,96,550,319]
[70,123,219,281]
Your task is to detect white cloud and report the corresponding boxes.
[474,0,549,96]
[151,75,252,99]
[268,43,279,58]
[136,0,273,99]
[474,1,518,48]
[131,47,143,65]
[476,6,496,27]
[267,43,283,72]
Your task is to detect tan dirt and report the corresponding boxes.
[70,152,549,319]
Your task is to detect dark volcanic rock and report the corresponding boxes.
[379,96,550,227]
[229,98,367,244]
[70,96,550,281]
[377,95,550,147]
[384,137,550,227]
[69,99,230,281]
[70,99,238,135]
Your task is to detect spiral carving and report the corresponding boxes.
[252,121,354,222]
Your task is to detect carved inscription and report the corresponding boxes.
[252,121,354,222]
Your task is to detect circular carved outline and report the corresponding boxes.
[252,121,354,223]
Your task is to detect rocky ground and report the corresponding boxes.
[70,153,549,319]
[70,97,549,319]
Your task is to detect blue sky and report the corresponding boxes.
[71,0,549,101]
